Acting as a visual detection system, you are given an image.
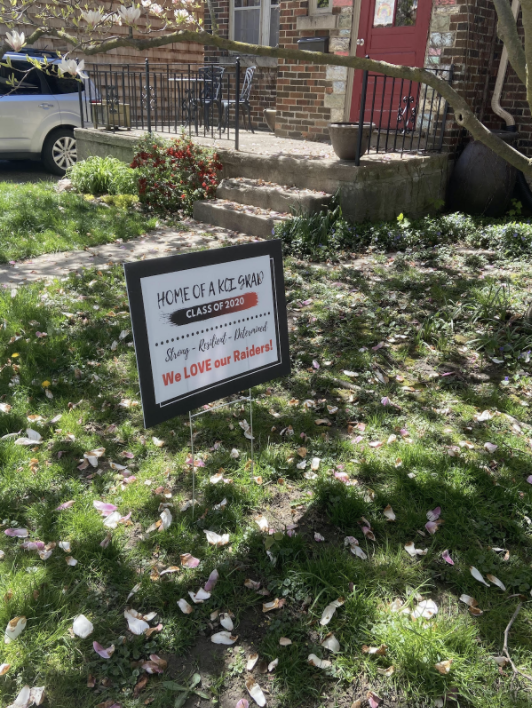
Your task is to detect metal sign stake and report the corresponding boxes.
[187,392,255,519]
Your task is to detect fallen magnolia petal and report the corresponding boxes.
[321,633,340,653]
[0,551,4,560]
[65,556,78,566]
[484,442,498,454]
[211,630,238,645]
[189,588,211,604]
[426,506,441,522]
[58,541,71,553]
[5,616,27,643]
[262,598,283,613]
[383,504,396,521]
[425,521,440,535]
[308,653,332,669]
[320,598,345,626]
[220,613,234,631]
[245,678,266,707]
[6,686,31,708]
[279,637,292,646]
[142,655,167,674]
[124,609,149,635]
[236,700,249,708]
[486,574,506,591]
[93,641,115,659]
[72,615,93,638]
[367,691,382,708]
[100,534,112,549]
[5,528,29,538]
[470,566,490,587]
[350,545,367,560]
[55,500,75,511]
[434,659,453,675]
[255,516,269,531]
[245,579,261,590]
[311,457,321,471]
[246,653,259,671]
[493,656,510,667]
[93,501,118,517]
[103,511,123,529]
[180,553,200,568]
[441,550,454,565]
[362,644,387,656]
[314,532,325,542]
[21,541,45,552]
[204,530,230,546]
[404,542,427,558]
[412,600,438,620]
[377,666,395,677]
[152,437,165,447]
[0,663,10,675]
[159,508,172,531]
[459,594,483,615]
[177,599,194,615]
[204,569,219,592]
[268,658,278,672]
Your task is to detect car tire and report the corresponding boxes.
[41,128,77,175]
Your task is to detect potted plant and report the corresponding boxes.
[328,122,375,161]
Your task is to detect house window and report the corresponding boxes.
[309,0,333,16]
[232,0,280,46]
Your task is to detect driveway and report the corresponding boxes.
[0,159,58,183]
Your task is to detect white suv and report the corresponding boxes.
[0,50,95,175]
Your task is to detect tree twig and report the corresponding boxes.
[502,602,532,683]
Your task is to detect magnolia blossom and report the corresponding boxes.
[174,8,192,21]
[5,30,25,52]
[117,5,142,25]
[59,58,88,79]
[81,10,104,28]
[150,3,164,15]
[141,0,152,5]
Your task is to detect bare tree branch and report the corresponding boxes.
[493,0,526,84]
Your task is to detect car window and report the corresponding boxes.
[0,62,44,96]
[44,72,84,95]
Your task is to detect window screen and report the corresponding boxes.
[234,0,261,44]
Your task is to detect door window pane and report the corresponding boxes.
[234,0,261,44]
[373,0,395,26]
[395,0,417,26]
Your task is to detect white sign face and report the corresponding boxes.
[139,254,280,408]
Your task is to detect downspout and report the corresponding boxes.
[491,0,521,127]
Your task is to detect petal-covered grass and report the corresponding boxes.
[0,182,157,263]
[0,244,531,708]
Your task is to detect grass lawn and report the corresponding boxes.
[0,182,158,264]
[0,243,532,708]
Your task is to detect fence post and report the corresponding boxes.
[145,58,152,134]
[235,57,240,151]
[438,64,453,151]
[355,65,369,167]
[78,80,85,129]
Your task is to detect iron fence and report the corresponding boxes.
[79,58,243,149]
[354,65,453,165]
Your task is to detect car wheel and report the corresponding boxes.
[41,129,77,175]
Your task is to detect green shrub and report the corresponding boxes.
[276,206,532,261]
[101,194,139,209]
[130,133,222,215]
[68,156,137,196]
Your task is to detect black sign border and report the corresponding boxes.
[124,240,290,428]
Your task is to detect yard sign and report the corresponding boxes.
[124,240,290,428]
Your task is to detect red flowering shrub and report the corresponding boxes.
[130,133,223,215]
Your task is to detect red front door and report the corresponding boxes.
[349,0,432,126]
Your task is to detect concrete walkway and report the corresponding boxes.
[0,219,257,289]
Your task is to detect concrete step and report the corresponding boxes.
[216,177,332,215]
[193,199,290,239]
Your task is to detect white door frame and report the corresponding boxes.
[344,0,363,121]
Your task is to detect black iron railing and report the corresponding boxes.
[354,65,453,165]
[79,58,242,149]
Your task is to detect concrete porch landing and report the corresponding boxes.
[75,128,451,222]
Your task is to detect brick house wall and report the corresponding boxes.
[1,5,203,66]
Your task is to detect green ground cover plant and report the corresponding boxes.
[0,243,531,708]
[0,182,158,264]
[276,202,532,262]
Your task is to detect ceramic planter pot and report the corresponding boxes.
[264,109,276,132]
[328,122,375,161]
